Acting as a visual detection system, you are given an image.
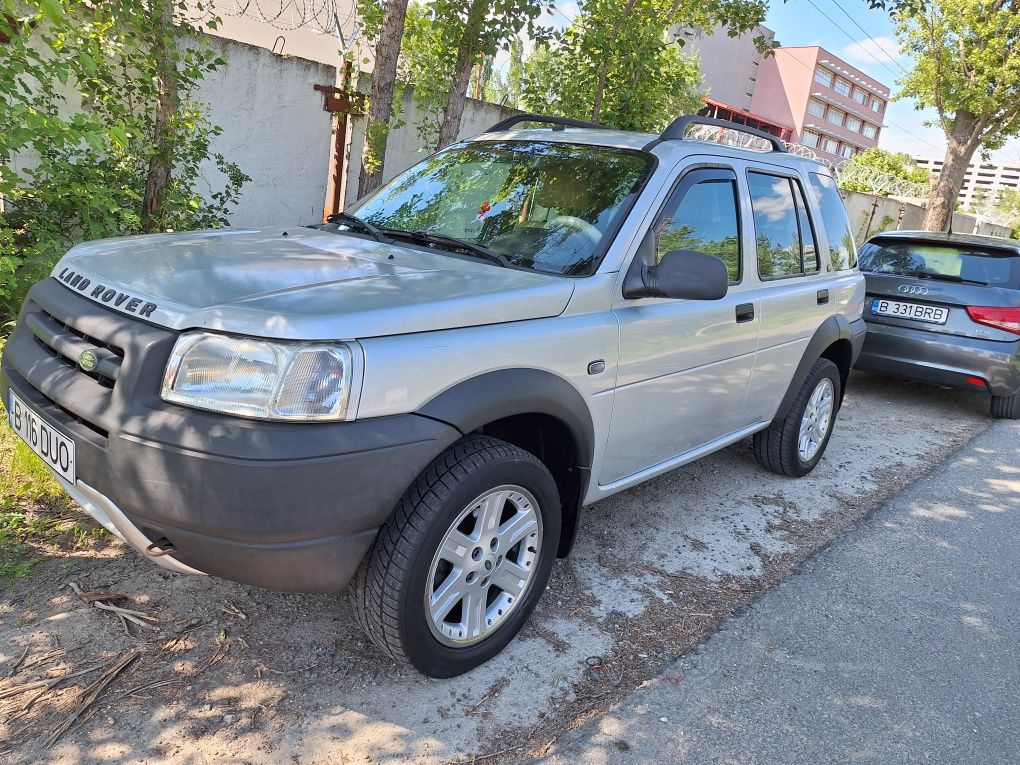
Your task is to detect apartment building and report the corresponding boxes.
[672,24,776,114]
[912,157,1020,211]
[751,46,889,164]
[671,23,795,141]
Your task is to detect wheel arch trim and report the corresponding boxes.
[773,315,853,425]
[416,368,595,557]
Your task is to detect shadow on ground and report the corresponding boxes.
[0,373,995,764]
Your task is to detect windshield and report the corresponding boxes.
[348,140,653,275]
[859,240,1020,289]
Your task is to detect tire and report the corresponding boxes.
[353,435,561,678]
[753,358,841,478]
[991,393,1020,419]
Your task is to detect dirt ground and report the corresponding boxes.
[0,372,995,765]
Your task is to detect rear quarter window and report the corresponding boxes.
[808,173,856,271]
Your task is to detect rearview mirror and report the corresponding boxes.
[624,248,729,300]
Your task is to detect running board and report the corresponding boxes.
[595,421,770,496]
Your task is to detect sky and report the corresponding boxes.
[500,0,1020,166]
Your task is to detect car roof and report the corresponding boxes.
[868,230,1020,253]
[471,127,829,173]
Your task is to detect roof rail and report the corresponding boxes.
[659,115,787,153]
[485,113,609,133]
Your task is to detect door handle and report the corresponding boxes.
[817,289,830,305]
[735,303,754,323]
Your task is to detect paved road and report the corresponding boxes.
[543,420,1020,765]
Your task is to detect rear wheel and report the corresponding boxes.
[991,394,1020,419]
[754,358,841,477]
[353,436,560,677]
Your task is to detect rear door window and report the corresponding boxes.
[858,241,1020,288]
[747,171,817,279]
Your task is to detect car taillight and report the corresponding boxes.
[966,306,1020,335]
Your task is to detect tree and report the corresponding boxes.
[414,0,549,149]
[837,147,930,194]
[142,0,179,231]
[0,0,248,320]
[356,0,410,198]
[893,0,1020,231]
[521,0,767,132]
[506,36,525,108]
[994,188,1020,236]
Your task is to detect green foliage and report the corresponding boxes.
[839,148,930,193]
[895,0,1020,150]
[0,0,249,322]
[398,0,549,146]
[995,189,1020,237]
[521,0,768,131]
[399,0,453,146]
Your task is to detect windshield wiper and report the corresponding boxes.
[325,212,391,244]
[380,228,512,268]
[902,270,986,285]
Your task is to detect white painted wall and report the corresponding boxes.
[195,36,337,227]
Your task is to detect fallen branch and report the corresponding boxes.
[19,648,66,673]
[45,650,141,747]
[93,601,158,631]
[68,581,158,631]
[0,662,106,701]
[4,646,29,678]
[111,677,175,701]
[221,603,247,620]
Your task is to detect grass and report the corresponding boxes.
[1,407,106,583]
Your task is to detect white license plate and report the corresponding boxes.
[7,391,76,483]
[871,298,948,325]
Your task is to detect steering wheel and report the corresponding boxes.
[548,215,602,246]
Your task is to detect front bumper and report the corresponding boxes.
[3,279,461,592]
[855,319,1020,397]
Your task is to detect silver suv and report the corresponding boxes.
[3,115,866,677]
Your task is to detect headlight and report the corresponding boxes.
[161,332,356,421]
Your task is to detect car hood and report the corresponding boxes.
[51,227,575,340]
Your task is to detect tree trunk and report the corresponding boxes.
[436,0,487,150]
[590,0,638,123]
[357,0,410,199]
[141,0,178,233]
[923,109,983,231]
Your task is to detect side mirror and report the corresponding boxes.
[624,247,729,300]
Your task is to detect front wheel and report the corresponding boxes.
[754,358,841,477]
[353,436,561,677]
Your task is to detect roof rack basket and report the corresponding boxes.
[485,113,609,133]
[659,115,787,152]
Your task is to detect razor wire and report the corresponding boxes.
[205,0,357,37]
[832,159,929,199]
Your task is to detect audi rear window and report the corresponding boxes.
[858,240,1020,289]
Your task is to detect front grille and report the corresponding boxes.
[24,308,124,389]
[5,278,178,446]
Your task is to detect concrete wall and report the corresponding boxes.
[195,36,337,227]
[7,32,337,228]
[343,85,518,208]
[843,190,1013,243]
